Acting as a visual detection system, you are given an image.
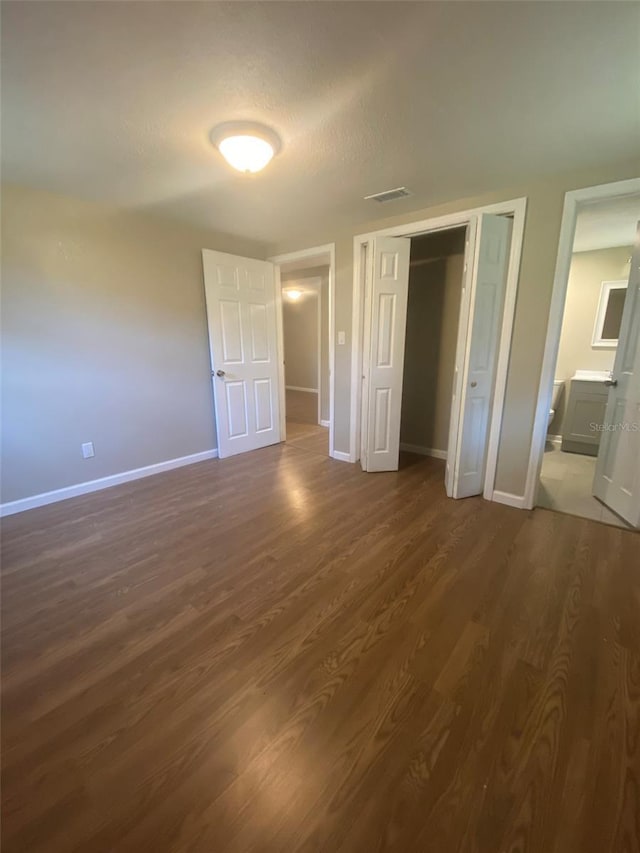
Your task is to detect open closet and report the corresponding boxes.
[359,211,513,500]
[399,227,467,461]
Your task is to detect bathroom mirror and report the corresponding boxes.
[592,280,627,348]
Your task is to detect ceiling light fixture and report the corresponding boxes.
[285,289,302,301]
[210,121,281,174]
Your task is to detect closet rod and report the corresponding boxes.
[409,256,450,267]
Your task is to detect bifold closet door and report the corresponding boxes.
[448,214,511,499]
[362,236,411,472]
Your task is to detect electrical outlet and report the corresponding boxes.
[82,442,95,459]
[338,330,346,346]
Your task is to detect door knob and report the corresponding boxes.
[470,381,477,388]
[604,378,617,387]
[216,369,226,377]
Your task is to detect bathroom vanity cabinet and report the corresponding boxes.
[561,375,609,456]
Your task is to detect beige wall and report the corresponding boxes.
[268,159,640,497]
[550,245,632,435]
[4,163,638,506]
[281,265,330,422]
[400,251,465,453]
[1,183,266,503]
[282,294,319,391]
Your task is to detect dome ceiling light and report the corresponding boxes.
[210,122,281,174]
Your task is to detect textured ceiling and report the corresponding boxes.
[573,195,640,253]
[2,1,639,245]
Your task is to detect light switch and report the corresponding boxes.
[338,331,346,346]
[82,441,95,459]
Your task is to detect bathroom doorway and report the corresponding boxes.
[535,189,640,528]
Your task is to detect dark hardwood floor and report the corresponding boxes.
[1,445,638,852]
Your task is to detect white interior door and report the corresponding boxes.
[202,249,281,459]
[448,214,512,498]
[593,229,640,527]
[362,236,411,472]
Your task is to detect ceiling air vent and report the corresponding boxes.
[364,186,412,203]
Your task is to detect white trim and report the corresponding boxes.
[285,385,319,393]
[331,449,351,463]
[351,197,527,503]
[328,245,336,456]
[399,443,447,460]
[269,243,336,455]
[492,490,528,510]
[524,177,640,511]
[320,419,330,428]
[0,450,218,517]
[351,241,368,464]
[270,243,335,267]
[353,199,523,244]
[315,283,322,424]
[273,263,287,443]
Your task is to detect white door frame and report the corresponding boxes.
[281,277,322,425]
[351,197,527,502]
[523,177,640,510]
[269,243,336,458]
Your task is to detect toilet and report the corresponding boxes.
[548,379,564,426]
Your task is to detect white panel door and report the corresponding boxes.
[449,214,511,498]
[593,228,640,527]
[202,249,281,458]
[363,236,411,472]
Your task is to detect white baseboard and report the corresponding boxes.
[331,450,352,463]
[546,434,562,446]
[0,449,219,517]
[399,442,447,460]
[320,419,330,428]
[285,386,318,393]
[491,490,528,510]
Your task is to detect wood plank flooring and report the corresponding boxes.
[286,388,318,425]
[286,387,329,458]
[286,421,329,458]
[1,445,639,852]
